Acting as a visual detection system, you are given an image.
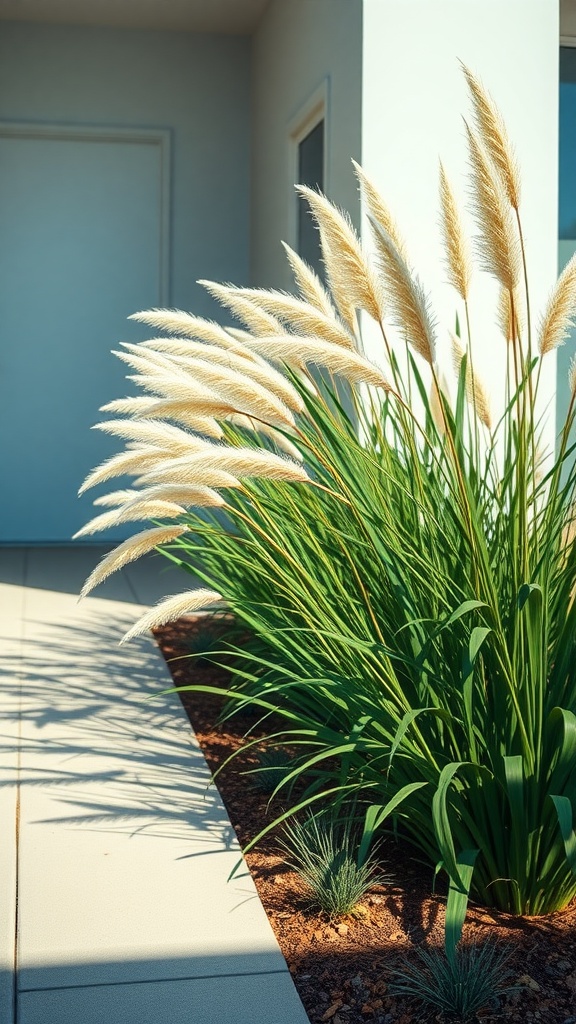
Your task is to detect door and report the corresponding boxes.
[0,125,170,542]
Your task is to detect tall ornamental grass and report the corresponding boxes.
[79,68,576,951]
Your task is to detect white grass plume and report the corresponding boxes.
[127,401,225,438]
[79,447,171,496]
[155,356,296,429]
[227,414,303,461]
[93,418,212,453]
[297,185,383,331]
[370,220,436,366]
[539,252,576,355]
[122,358,294,430]
[101,396,159,416]
[139,446,309,487]
[123,341,297,423]
[138,338,304,412]
[93,489,140,508]
[121,588,225,644]
[465,124,520,293]
[80,526,189,598]
[129,309,247,352]
[199,281,283,336]
[102,394,226,439]
[246,335,390,388]
[462,64,521,211]
[74,500,187,539]
[122,484,226,508]
[451,334,492,430]
[221,287,355,350]
[352,160,407,259]
[135,462,241,490]
[439,162,472,302]
[281,242,336,318]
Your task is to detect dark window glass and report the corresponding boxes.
[559,47,576,239]
[297,120,324,276]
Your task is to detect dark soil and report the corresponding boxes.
[153,615,576,1024]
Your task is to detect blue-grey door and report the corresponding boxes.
[0,125,169,542]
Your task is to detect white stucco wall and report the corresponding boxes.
[359,0,559,439]
[250,0,363,291]
[0,21,251,314]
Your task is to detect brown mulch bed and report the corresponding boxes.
[153,615,576,1024]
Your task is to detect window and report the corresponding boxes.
[297,118,325,276]
[559,46,576,434]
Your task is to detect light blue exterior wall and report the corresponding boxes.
[0,21,251,541]
[0,21,252,314]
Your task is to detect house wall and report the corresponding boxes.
[0,21,252,313]
[360,0,560,441]
[0,21,251,541]
[250,0,363,291]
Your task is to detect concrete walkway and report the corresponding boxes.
[0,546,309,1024]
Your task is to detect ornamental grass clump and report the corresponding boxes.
[277,811,386,917]
[389,941,513,1022]
[80,67,576,952]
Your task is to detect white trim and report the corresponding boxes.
[560,35,576,46]
[0,121,171,303]
[285,77,329,253]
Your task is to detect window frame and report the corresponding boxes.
[286,78,330,256]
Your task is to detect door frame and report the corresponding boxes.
[0,121,172,303]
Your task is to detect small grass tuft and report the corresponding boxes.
[278,811,387,917]
[248,747,295,794]
[389,940,513,1022]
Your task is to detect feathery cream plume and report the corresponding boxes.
[74,500,187,539]
[465,124,520,293]
[199,281,283,336]
[245,335,390,388]
[222,287,355,350]
[451,334,492,430]
[124,370,231,412]
[135,461,241,490]
[100,396,159,416]
[113,346,179,378]
[352,160,407,259]
[429,378,447,435]
[538,252,576,355]
[93,489,140,508]
[125,358,295,430]
[281,242,335,318]
[439,163,472,301]
[498,287,515,344]
[122,484,226,508]
[79,447,170,496]
[132,398,227,437]
[370,221,436,366]
[80,526,189,598]
[129,309,246,352]
[120,588,225,644]
[297,186,384,330]
[127,400,226,438]
[140,446,309,487]
[462,64,521,211]
[93,418,212,453]
[227,414,303,462]
[160,356,296,429]
[137,338,304,412]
